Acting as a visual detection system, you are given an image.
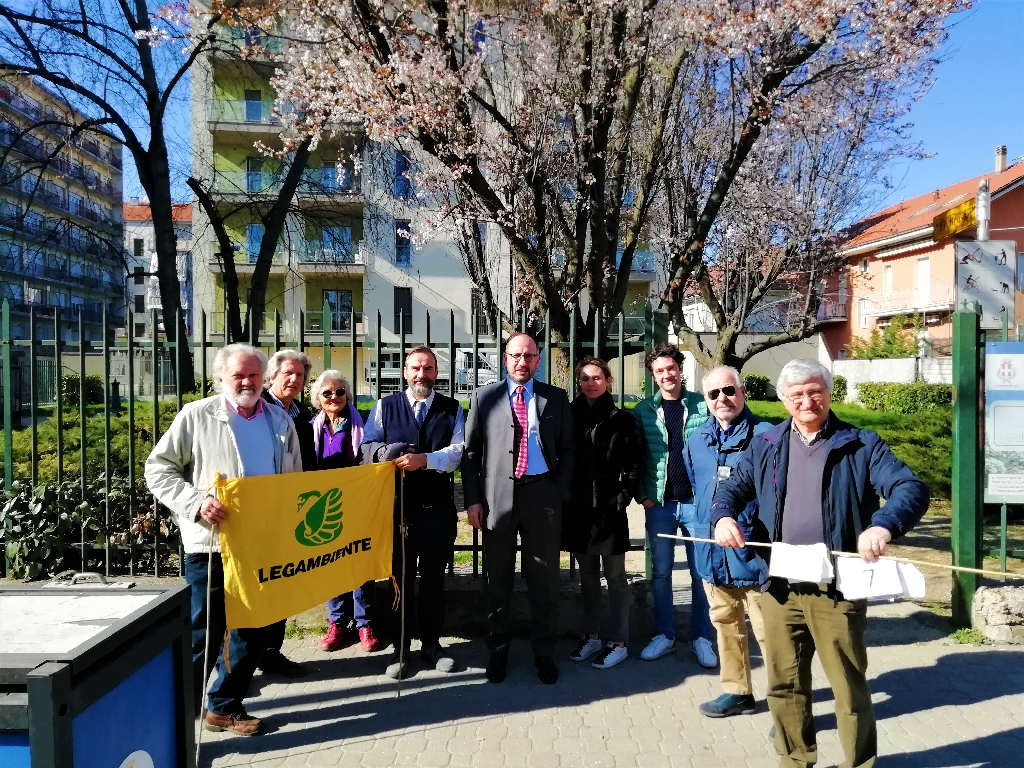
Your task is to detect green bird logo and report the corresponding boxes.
[294,488,344,546]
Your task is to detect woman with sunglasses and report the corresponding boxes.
[562,357,642,670]
[309,370,378,653]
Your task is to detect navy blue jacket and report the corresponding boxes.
[710,415,929,555]
[684,408,771,588]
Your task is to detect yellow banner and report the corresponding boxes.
[217,463,395,629]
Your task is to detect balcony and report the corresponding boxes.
[214,26,284,56]
[296,242,366,274]
[864,281,955,317]
[207,99,281,128]
[816,296,848,322]
[206,247,287,271]
[304,310,366,336]
[210,169,363,202]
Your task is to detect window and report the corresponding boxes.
[133,265,145,285]
[393,152,412,198]
[858,258,870,275]
[882,264,893,297]
[394,286,412,334]
[134,294,146,313]
[245,157,264,193]
[323,289,353,332]
[322,226,352,262]
[134,322,147,338]
[244,90,262,122]
[858,298,870,330]
[133,238,145,259]
[395,220,412,265]
[246,223,264,262]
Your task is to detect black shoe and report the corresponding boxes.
[535,655,558,684]
[258,650,309,678]
[486,649,508,683]
[420,644,455,673]
[385,650,411,680]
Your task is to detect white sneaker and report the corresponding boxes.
[569,638,603,662]
[591,644,628,669]
[640,634,676,661]
[693,637,718,669]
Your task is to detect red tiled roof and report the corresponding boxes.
[842,161,1024,249]
[123,202,192,222]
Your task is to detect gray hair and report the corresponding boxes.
[310,369,351,411]
[265,349,312,387]
[776,359,832,397]
[702,365,742,391]
[212,343,267,393]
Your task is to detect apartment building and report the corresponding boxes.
[123,201,193,340]
[0,73,124,342]
[823,148,1024,360]
[190,24,658,393]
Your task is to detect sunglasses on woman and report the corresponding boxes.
[321,388,347,399]
[707,385,737,400]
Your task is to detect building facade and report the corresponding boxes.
[0,73,124,342]
[823,150,1024,361]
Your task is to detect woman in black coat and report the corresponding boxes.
[562,356,642,670]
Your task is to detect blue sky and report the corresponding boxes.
[882,0,1024,204]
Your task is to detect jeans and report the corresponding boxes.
[645,501,712,642]
[326,583,373,628]
[184,553,271,716]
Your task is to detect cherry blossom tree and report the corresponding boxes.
[231,0,962,377]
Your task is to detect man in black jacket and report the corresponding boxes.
[257,349,315,678]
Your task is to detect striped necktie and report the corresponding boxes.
[512,385,529,479]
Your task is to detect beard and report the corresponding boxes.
[229,386,260,409]
[409,379,434,398]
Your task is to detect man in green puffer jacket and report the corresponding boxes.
[633,343,716,668]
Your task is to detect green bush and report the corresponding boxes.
[832,375,848,404]
[858,382,952,414]
[846,314,922,359]
[742,373,773,401]
[60,374,105,408]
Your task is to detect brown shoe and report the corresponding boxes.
[204,710,263,736]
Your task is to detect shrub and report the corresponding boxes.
[742,373,773,401]
[857,382,952,414]
[832,375,848,404]
[60,374,105,407]
[846,314,922,360]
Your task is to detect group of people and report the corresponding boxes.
[145,334,928,768]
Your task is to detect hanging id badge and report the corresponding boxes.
[716,465,732,481]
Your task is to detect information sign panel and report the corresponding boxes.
[984,341,1024,503]
[956,240,1017,329]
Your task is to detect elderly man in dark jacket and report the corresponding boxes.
[711,359,928,768]
[683,365,771,719]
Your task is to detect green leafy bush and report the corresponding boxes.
[742,373,773,401]
[858,382,952,414]
[846,314,922,359]
[60,374,105,408]
[832,375,848,404]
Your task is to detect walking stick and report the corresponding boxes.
[397,467,406,699]
[657,533,1024,580]
[196,519,217,767]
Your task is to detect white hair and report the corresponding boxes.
[310,369,351,411]
[265,349,312,387]
[776,359,832,396]
[212,344,267,393]
[702,365,742,391]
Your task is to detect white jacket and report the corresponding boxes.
[144,394,303,553]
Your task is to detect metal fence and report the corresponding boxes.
[0,299,665,579]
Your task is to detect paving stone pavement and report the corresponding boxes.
[198,599,1024,768]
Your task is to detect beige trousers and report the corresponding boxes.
[703,582,767,696]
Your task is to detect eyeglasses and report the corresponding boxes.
[782,390,826,404]
[320,388,347,399]
[506,353,539,363]
[707,385,737,400]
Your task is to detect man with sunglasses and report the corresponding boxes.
[361,346,465,679]
[683,366,770,718]
[462,332,574,685]
[711,359,928,768]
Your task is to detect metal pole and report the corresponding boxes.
[274,309,281,352]
[103,306,112,576]
[127,310,136,576]
[1,300,11,490]
[472,297,479,394]
[152,308,160,578]
[593,306,601,358]
[376,310,382,401]
[175,308,183,412]
[544,309,552,384]
[351,305,358,404]
[79,312,86,571]
[200,311,208,398]
[569,310,577,400]
[449,309,455,399]
[55,308,63,483]
[618,312,625,408]
[951,307,983,627]
[322,300,331,370]
[29,306,37,485]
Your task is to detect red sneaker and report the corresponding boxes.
[358,625,379,652]
[320,620,345,652]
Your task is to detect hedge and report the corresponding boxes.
[742,373,772,401]
[857,382,952,414]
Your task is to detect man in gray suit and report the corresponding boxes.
[462,332,575,685]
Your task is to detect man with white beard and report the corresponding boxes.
[146,343,303,736]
